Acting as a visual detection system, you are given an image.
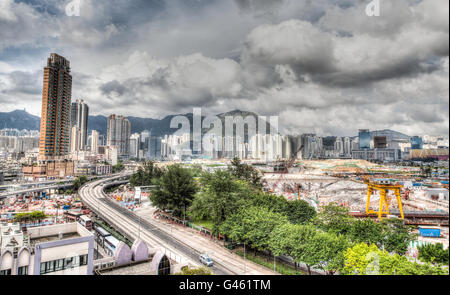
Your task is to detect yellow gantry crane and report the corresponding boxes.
[365,179,405,220]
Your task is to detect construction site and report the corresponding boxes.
[262,159,449,228]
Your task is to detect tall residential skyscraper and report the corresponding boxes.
[39,53,72,160]
[70,99,89,150]
[107,115,131,159]
[91,130,99,154]
[70,125,81,153]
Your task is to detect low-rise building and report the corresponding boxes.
[23,160,75,181]
[352,148,402,162]
[0,222,94,275]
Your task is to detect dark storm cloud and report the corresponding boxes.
[0,0,448,136]
[100,80,127,96]
[2,70,41,95]
[234,0,286,12]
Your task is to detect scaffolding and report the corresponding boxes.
[365,180,405,220]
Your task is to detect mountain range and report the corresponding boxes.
[0,109,270,138]
[0,110,412,140]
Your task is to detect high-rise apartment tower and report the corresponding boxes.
[38,53,72,160]
[70,99,89,150]
[107,115,131,159]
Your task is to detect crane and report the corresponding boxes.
[269,144,304,197]
[365,179,405,220]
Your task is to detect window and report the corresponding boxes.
[46,261,55,272]
[55,259,64,271]
[40,263,46,275]
[17,266,28,275]
[40,254,88,275]
[80,254,88,266]
[0,269,12,276]
[64,257,73,268]
[72,256,80,267]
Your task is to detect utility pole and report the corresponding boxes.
[138,214,141,239]
[273,254,276,272]
[244,242,246,275]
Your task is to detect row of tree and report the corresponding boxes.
[133,159,448,275]
[315,204,417,255]
[14,211,47,223]
[341,243,448,275]
[417,243,449,265]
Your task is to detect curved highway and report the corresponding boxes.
[79,173,237,275]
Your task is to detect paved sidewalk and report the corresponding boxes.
[134,203,278,275]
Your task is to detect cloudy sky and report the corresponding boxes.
[0,0,448,136]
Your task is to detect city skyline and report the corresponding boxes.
[0,0,448,138]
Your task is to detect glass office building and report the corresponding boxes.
[359,129,371,149]
[411,136,423,150]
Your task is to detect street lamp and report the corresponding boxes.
[138,214,141,239]
[273,254,276,272]
[244,242,246,275]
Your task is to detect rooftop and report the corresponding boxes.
[97,259,154,275]
[30,232,81,247]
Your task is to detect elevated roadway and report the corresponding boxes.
[79,174,250,275]
[0,175,112,199]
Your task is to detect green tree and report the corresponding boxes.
[380,218,416,255]
[229,157,263,190]
[418,243,449,265]
[190,170,252,233]
[341,243,448,275]
[72,175,89,191]
[246,191,287,213]
[305,231,349,275]
[112,161,125,173]
[130,161,163,187]
[221,206,289,252]
[348,218,384,246]
[151,165,198,218]
[269,223,317,274]
[315,203,355,236]
[174,267,213,275]
[285,199,317,225]
[14,211,47,223]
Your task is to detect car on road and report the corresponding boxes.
[199,254,214,267]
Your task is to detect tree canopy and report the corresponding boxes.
[418,243,449,265]
[72,175,89,191]
[190,170,252,233]
[151,164,198,218]
[229,157,263,190]
[341,243,448,275]
[14,211,47,223]
[221,206,289,252]
[174,267,213,275]
[130,161,163,187]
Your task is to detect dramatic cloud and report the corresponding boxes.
[0,0,448,137]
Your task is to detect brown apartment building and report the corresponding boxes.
[39,53,72,161]
[23,53,75,180]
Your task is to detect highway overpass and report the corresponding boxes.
[79,174,276,275]
[0,175,114,199]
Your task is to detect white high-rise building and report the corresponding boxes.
[107,115,131,159]
[70,99,89,151]
[334,137,344,156]
[91,130,99,154]
[130,133,140,159]
[70,126,81,153]
[343,137,352,157]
